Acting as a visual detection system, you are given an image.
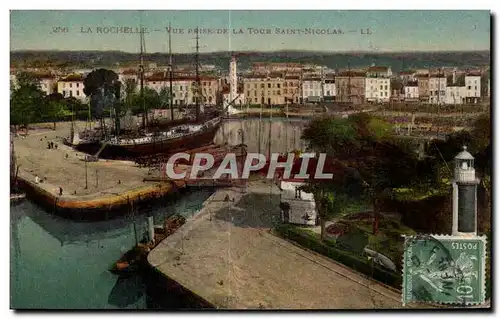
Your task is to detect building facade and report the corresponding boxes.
[145,74,218,106]
[302,77,322,102]
[465,74,481,104]
[335,71,366,104]
[445,85,466,105]
[429,75,447,104]
[323,78,336,101]
[365,77,391,103]
[283,75,301,104]
[243,73,286,105]
[417,75,430,103]
[57,74,87,101]
[404,82,419,101]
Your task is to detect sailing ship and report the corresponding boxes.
[68,27,224,159]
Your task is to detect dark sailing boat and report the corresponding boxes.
[69,27,222,159]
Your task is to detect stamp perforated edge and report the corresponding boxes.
[401,234,487,307]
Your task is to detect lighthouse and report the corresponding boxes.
[229,55,237,104]
[452,146,480,236]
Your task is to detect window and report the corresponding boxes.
[69,83,73,88]
[76,83,79,88]
[62,90,66,96]
[284,82,288,87]
[277,90,281,95]
[69,91,73,97]
[468,86,471,90]
[76,91,80,96]
[284,89,288,94]
[277,83,280,88]
[254,91,257,96]
[261,84,265,89]
[153,82,156,85]
[385,85,388,90]
[475,86,477,90]
[380,85,383,90]
[268,83,271,88]
[254,84,257,89]
[255,98,258,103]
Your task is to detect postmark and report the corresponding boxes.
[402,234,486,306]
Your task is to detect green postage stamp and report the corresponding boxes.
[402,234,487,306]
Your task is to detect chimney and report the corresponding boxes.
[453,68,457,85]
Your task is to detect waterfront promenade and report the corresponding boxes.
[148,179,404,309]
[13,121,176,215]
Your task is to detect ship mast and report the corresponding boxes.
[168,22,174,121]
[139,25,147,129]
[195,29,201,122]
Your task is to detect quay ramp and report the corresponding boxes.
[148,180,404,309]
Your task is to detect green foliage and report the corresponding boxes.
[368,117,392,140]
[10,75,80,127]
[301,116,357,154]
[10,84,44,126]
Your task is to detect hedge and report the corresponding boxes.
[274,223,401,290]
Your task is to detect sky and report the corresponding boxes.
[10,10,491,53]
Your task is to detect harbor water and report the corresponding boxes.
[10,189,213,309]
[10,118,307,309]
[215,118,308,153]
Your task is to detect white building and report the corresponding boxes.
[366,65,392,78]
[145,74,218,106]
[429,75,447,104]
[445,85,466,105]
[399,70,417,84]
[57,74,87,101]
[279,181,317,226]
[10,73,56,95]
[465,73,481,103]
[365,77,391,103]
[302,78,322,102]
[324,78,336,101]
[403,81,419,101]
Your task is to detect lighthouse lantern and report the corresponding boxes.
[452,146,479,236]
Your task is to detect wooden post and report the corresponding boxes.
[84,159,88,189]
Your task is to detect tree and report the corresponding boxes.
[10,72,45,129]
[44,93,70,130]
[158,87,171,109]
[299,170,360,241]
[123,78,138,112]
[301,114,419,236]
[83,69,120,125]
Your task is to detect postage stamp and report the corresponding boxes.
[402,234,487,306]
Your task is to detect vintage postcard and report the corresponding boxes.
[9,10,491,310]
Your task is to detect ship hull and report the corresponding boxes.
[73,122,221,160]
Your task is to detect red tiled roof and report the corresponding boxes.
[61,74,84,82]
[415,74,430,78]
[399,71,415,75]
[465,72,482,77]
[336,71,366,77]
[145,75,217,82]
[121,69,138,75]
[367,66,389,72]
